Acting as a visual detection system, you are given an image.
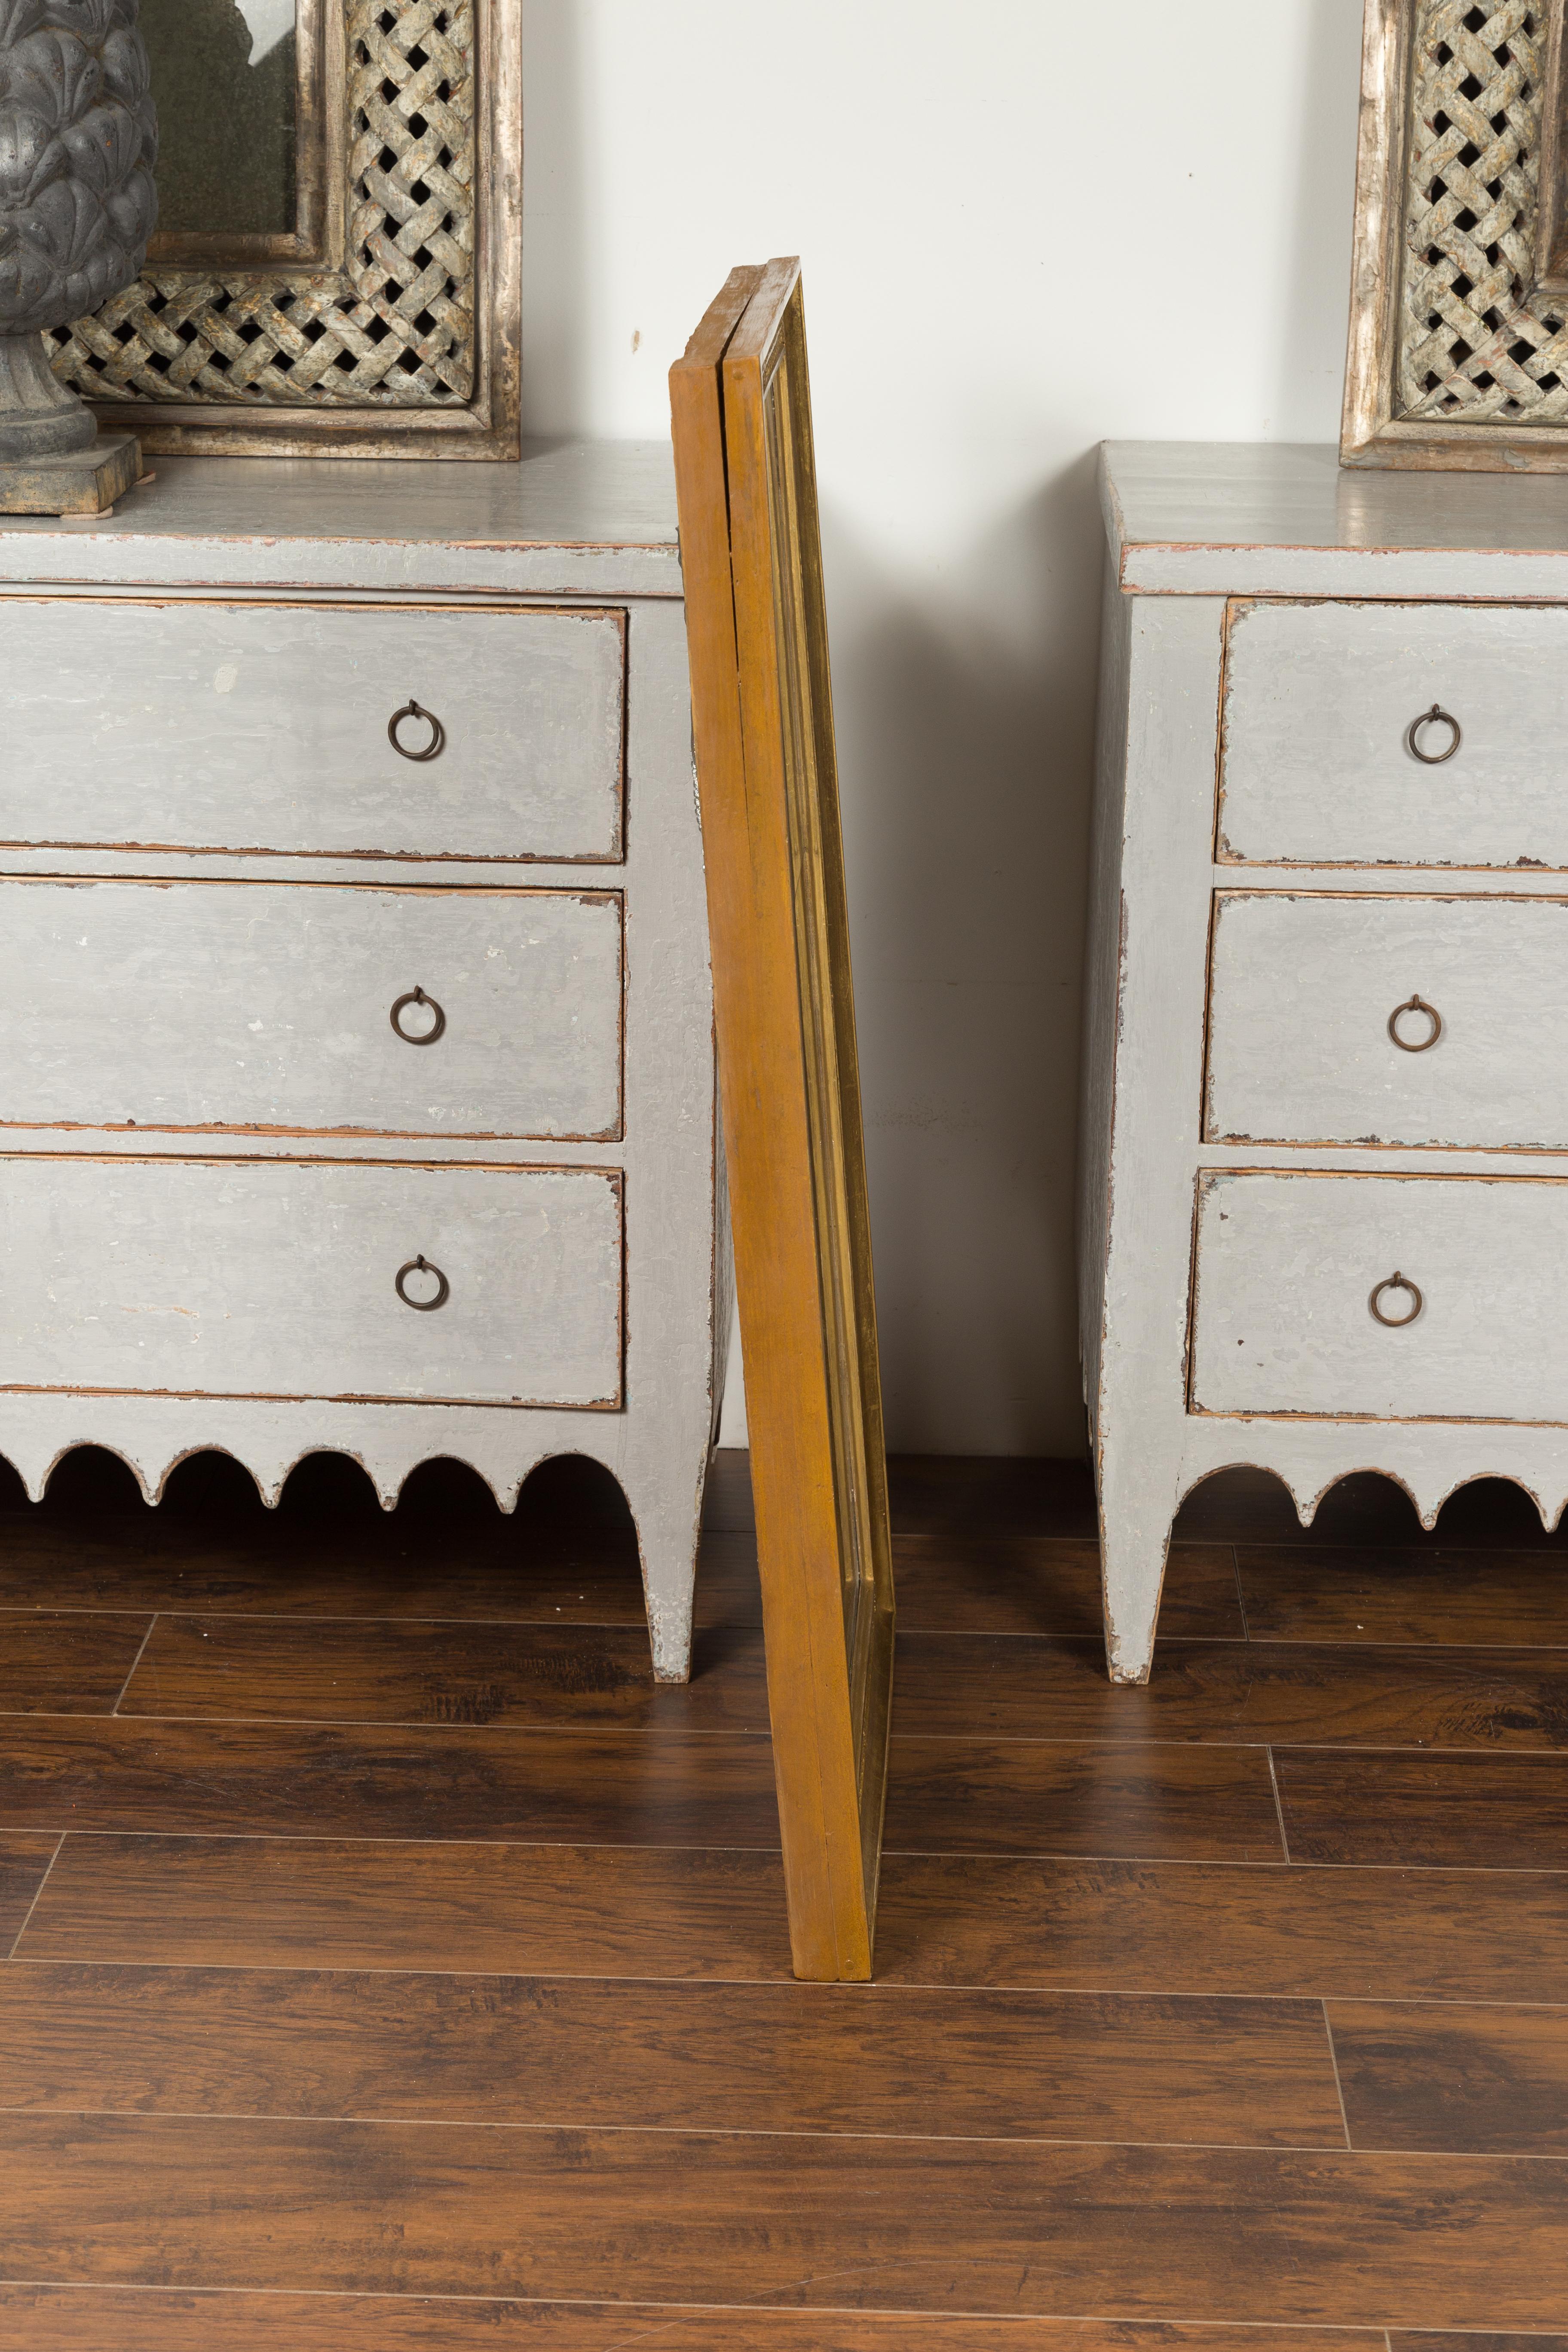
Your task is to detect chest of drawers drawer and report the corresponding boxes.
[0,877,623,1142]
[0,1156,624,1410]
[1191,1169,1568,1427]
[0,599,626,864]
[1205,889,1568,1151]
[1219,598,1568,870]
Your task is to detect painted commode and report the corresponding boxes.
[0,443,726,1678]
[1081,442,1568,1681]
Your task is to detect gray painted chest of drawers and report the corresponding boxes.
[1081,442,1568,1681]
[0,444,725,1679]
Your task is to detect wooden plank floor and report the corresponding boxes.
[0,1447,1566,2344]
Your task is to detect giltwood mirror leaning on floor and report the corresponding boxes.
[671,260,896,1984]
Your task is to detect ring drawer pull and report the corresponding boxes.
[1369,1271,1423,1328]
[396,1255,450,1312]
[1405,703,1462,765]
[388,699,446,762]
[1387,993,1442,1052]
[390,986,446,1046]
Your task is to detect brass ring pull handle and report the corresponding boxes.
[395,1255,450,1313]
[388,699,446,762]
[1369,1271,1423,1328]
[1406,703,1462,765]
[389,986,446,1046]
[1387,993,1442,1053]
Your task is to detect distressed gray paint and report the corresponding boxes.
[1207,891,1568,1151]
[0,1156,624,1408]
[1193,1169,1568,1424]
[0,878,623,1141]
[0,599,626,862]
[1075,570,1131,1461]
[1102,439,1568,600]
[1084,445,1568,1684]
[1080,593,1227,1683]
[0,444,685,598]
[1221,599,1568,870]
[0,450,720,1681]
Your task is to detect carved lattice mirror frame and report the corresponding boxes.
[1344,0,1568,470]
[46,0,519,460]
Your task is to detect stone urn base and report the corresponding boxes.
[0,332,141,517]
[0,335,98,464]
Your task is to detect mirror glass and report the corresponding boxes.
[140,0,300,241]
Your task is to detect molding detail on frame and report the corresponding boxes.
[49,0,476,412]
[1398,0,1562,426]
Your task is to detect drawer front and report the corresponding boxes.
[0,879,622,1142]
[1191,1170,1568,1423]
[1219,599,1568,870]
[1206,891,1568,1150]
[0,1158,623,1409]
[0,600,625,863]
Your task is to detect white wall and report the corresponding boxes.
[521,0,1366,1457]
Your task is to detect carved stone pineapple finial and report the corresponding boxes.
[0,0,157,461]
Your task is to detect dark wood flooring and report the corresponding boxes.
[0,1446,1565,2344]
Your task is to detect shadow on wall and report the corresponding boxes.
[519,0,1366,1461]
[820,450,1105,1457]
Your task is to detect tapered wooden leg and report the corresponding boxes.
[1096,1448,1179,1685]
[623,1456,706,1684]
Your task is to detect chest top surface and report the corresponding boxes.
[0,441,683,600]
[1101,441,1568,600]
